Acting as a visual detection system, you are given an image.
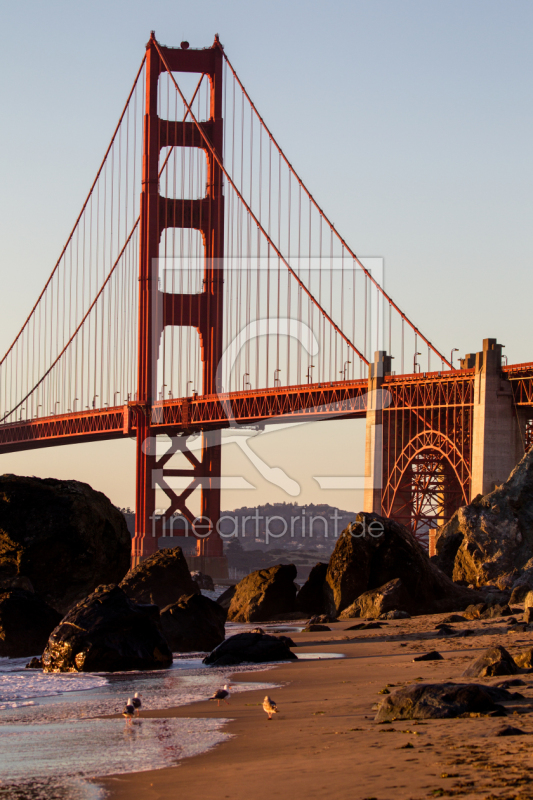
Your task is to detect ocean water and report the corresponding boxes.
[0,651,280,799]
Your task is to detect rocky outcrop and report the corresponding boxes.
[160,594,226,652]
[42,584,172,673]
[338,578,410,620]
[375,682,518,722]
[0,589,62,657]
[434,447,533,589]
[463,603,512,620]
[120,548,199,608]
[0,475,130,614]
[462,645,518,678]
[514,648,533,669]
[324,512,484,616]
[217,585,236,611]
[191,572,215,591]
[203,631,297,666]
[227,564,297,622]
[295,563,328,615]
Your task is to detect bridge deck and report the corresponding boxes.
[0,364,531,454]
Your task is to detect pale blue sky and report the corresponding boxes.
[0,0,531,511]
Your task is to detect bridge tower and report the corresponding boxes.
[132,33,227,576]
[364,339,528,552]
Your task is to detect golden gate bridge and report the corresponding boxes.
[0,34,531,577]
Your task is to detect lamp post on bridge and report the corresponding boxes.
[340,360,351,380]
[413,352,421,373]
[450,348,459,369]
[306,365,315,384]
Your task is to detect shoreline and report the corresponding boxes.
[97,613,533,800]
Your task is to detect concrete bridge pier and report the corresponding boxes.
[363,350,392,514]
[466,338,527,499]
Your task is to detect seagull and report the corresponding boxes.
[132,692,142,716]
[263,696,278,720]
[122,698,135,721]
[209,684,231,706]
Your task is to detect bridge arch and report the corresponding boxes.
[381,429,471,547]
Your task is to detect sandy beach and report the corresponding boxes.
[99,614,533,800]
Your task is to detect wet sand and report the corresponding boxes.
[99,613,533,800]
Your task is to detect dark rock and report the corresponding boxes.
[463,603,488,620]
[380,610,411,620]
[0,565,34,593]
[308,614,336,624]
[508,623,529,634]
[506,616,519,625]
[338,578,409,620]
[441,614,467,623]
[276,635,295,647]
[462,645,518,678]
[375,682,515,722]
[203,631,297,667]
[160,593,226,652]
[510,582,533,605]
[513,648,533,669]
[324,512,485,617]
[25,656,43,669]
[483,603,512,619]
[302,624,330,632]
[495,726,528,736]
[120,548,199,608]
[250,627,266,634]
[496,678,526,688]
[0,474,130,614]
[227,564,297,622]
[413,651,444,662]
[217,585,236,611]
[434,448,533,589]
[525,607,533,624]
[295,563,328,615]
[191,571,215,591]
[464,602,512,620]
[42,584,172,672]
[0,589,62,658]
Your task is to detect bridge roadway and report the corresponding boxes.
[1,362,532,454]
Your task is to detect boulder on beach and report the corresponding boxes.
[191,572,215,592]
[120,547,199,608]
[514,648,533,669]
[160,593,226,652]
[413,651,443,662]
[227,564,297,622]
[42,584,172,673]
[295,563,328,615]
[338,578,410,620]
[375,682,519,722]
[0,589,62,658]
[463,603,512,620]
[434,447,533,589]
[323,512,484,617]
[203,631,297,667]
[462,645,518,678]
[302,623,330,632]
[0,474,130,614]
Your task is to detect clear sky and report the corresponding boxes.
[0,0,531,513]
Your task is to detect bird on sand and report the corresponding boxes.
[209,684,232,706]
[132,692,142,716]
[123,698,135,721]
[263,696,279,720]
